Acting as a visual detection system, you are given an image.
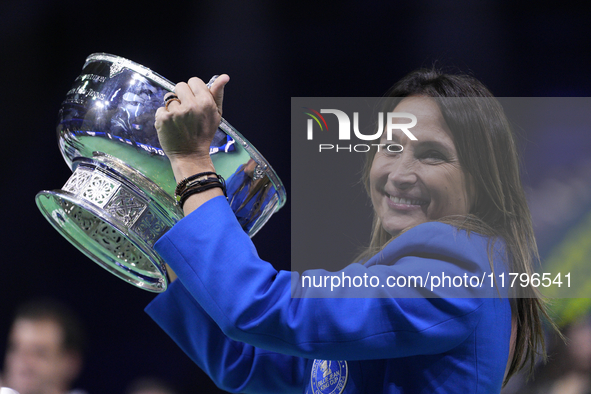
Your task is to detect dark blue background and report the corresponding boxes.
[1,1,589,393]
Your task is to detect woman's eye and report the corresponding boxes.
[422,150,446,161]
[382,149,401,157]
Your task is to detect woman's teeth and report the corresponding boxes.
[389,195,424,205]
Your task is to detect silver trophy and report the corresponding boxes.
[36,53,286,292]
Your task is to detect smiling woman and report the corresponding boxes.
[142,69,554,394]
[359,69,556,386]
[369,97,474,237]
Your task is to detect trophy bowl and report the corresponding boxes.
[36,53,286,292]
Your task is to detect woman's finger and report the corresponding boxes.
[164,96,181,111]
[187,77,208,99]
[163,92,178,101]
[174,81,194,104]
[210,74,230,115]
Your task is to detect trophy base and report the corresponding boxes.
[35,153,183,292]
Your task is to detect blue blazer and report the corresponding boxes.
[146,196,511,393]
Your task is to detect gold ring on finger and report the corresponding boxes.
[165,98,181,110]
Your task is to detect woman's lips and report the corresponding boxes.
[386,193,428,210]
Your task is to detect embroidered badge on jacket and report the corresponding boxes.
[311,360,348,394]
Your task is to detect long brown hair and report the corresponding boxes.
[358,69,556,386]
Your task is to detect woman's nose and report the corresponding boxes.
[387,155,418,189]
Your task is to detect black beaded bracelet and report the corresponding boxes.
[179,182,226,209]
[175,172,218,197]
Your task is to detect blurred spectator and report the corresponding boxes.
[125,377,178,394]
[543,316,591,394]
[506,315,591,394]
[1,299,87,394]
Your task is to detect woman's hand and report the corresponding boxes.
[154,74,230,213]
[155,74,230,169]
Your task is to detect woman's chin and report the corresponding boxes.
[382,218,426,236]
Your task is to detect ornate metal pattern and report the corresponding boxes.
[57,195,155,273]
[64,202,98,233]
[133,209,170,247]
[104,188,147,226]
[59,164,170,275]
[61,166,170,251]
[81,173,120,207]
[86,223,153,273]
[63,167,93,193]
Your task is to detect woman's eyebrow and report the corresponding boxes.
[414,139,454,153]
[380,133,401,143]
[379,133,453,151]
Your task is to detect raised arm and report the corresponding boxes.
[154,196,503,361]
[154,75,229,214]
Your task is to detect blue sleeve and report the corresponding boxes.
[145,279,306,394]
[153,196,499,362]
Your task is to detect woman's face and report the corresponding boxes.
[370,96,475,237]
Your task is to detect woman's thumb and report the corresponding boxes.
[210,74,230,113]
